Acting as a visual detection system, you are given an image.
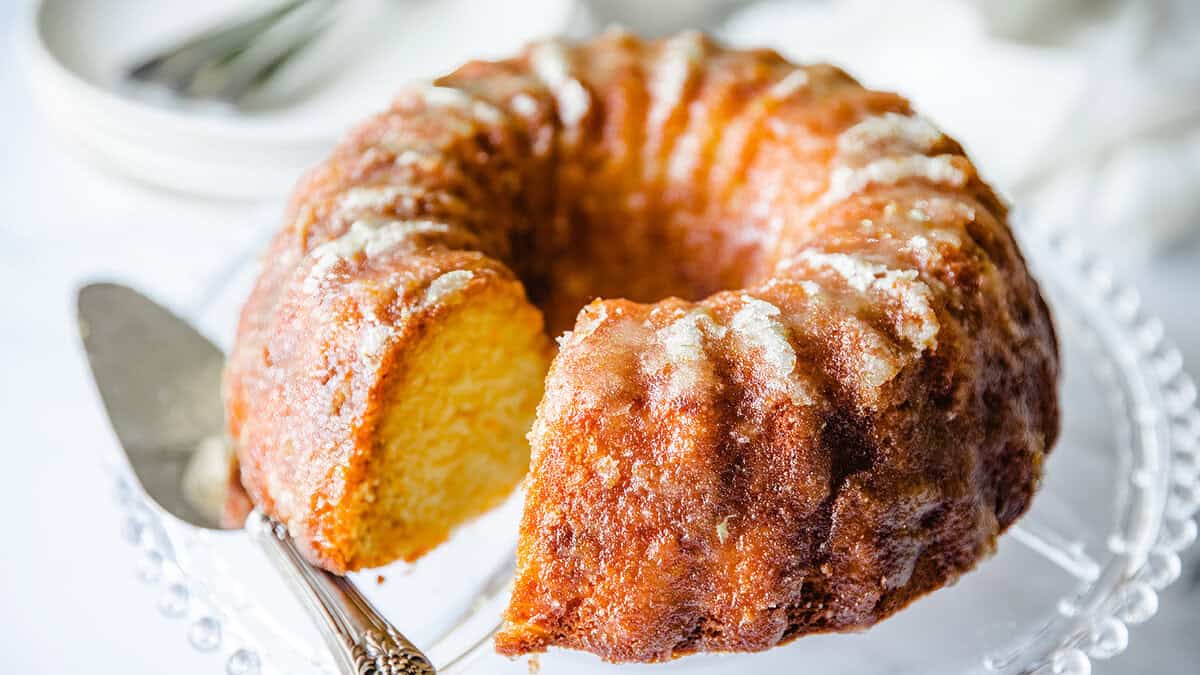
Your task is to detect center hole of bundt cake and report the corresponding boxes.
[519,207,774,337]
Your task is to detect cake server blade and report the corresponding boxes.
[78,281,229,529]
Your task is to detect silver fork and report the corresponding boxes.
[125,0,341,105]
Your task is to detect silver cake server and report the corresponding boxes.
[78,282,434,675]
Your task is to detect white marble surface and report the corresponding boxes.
[1,2,1198,673]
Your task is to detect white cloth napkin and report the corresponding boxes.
[721,0,1200,265]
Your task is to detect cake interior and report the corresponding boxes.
[347,281,550,568]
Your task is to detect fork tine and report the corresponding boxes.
[208,10,337,103]
[126,0,308,91]
[176,0,337,103]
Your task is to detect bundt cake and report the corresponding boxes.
[224,30,1059,662]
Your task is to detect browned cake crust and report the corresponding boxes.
[224,30,1058,662]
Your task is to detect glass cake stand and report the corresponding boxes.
[105,221,1200,675]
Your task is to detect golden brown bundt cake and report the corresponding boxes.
[224,29,1058,661]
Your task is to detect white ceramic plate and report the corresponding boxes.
[18,0,575,199]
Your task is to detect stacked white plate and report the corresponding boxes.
[18,0,575,199]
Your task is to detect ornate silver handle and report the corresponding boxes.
[246,509,436,674]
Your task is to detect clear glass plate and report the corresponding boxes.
[106,221,1200,675]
